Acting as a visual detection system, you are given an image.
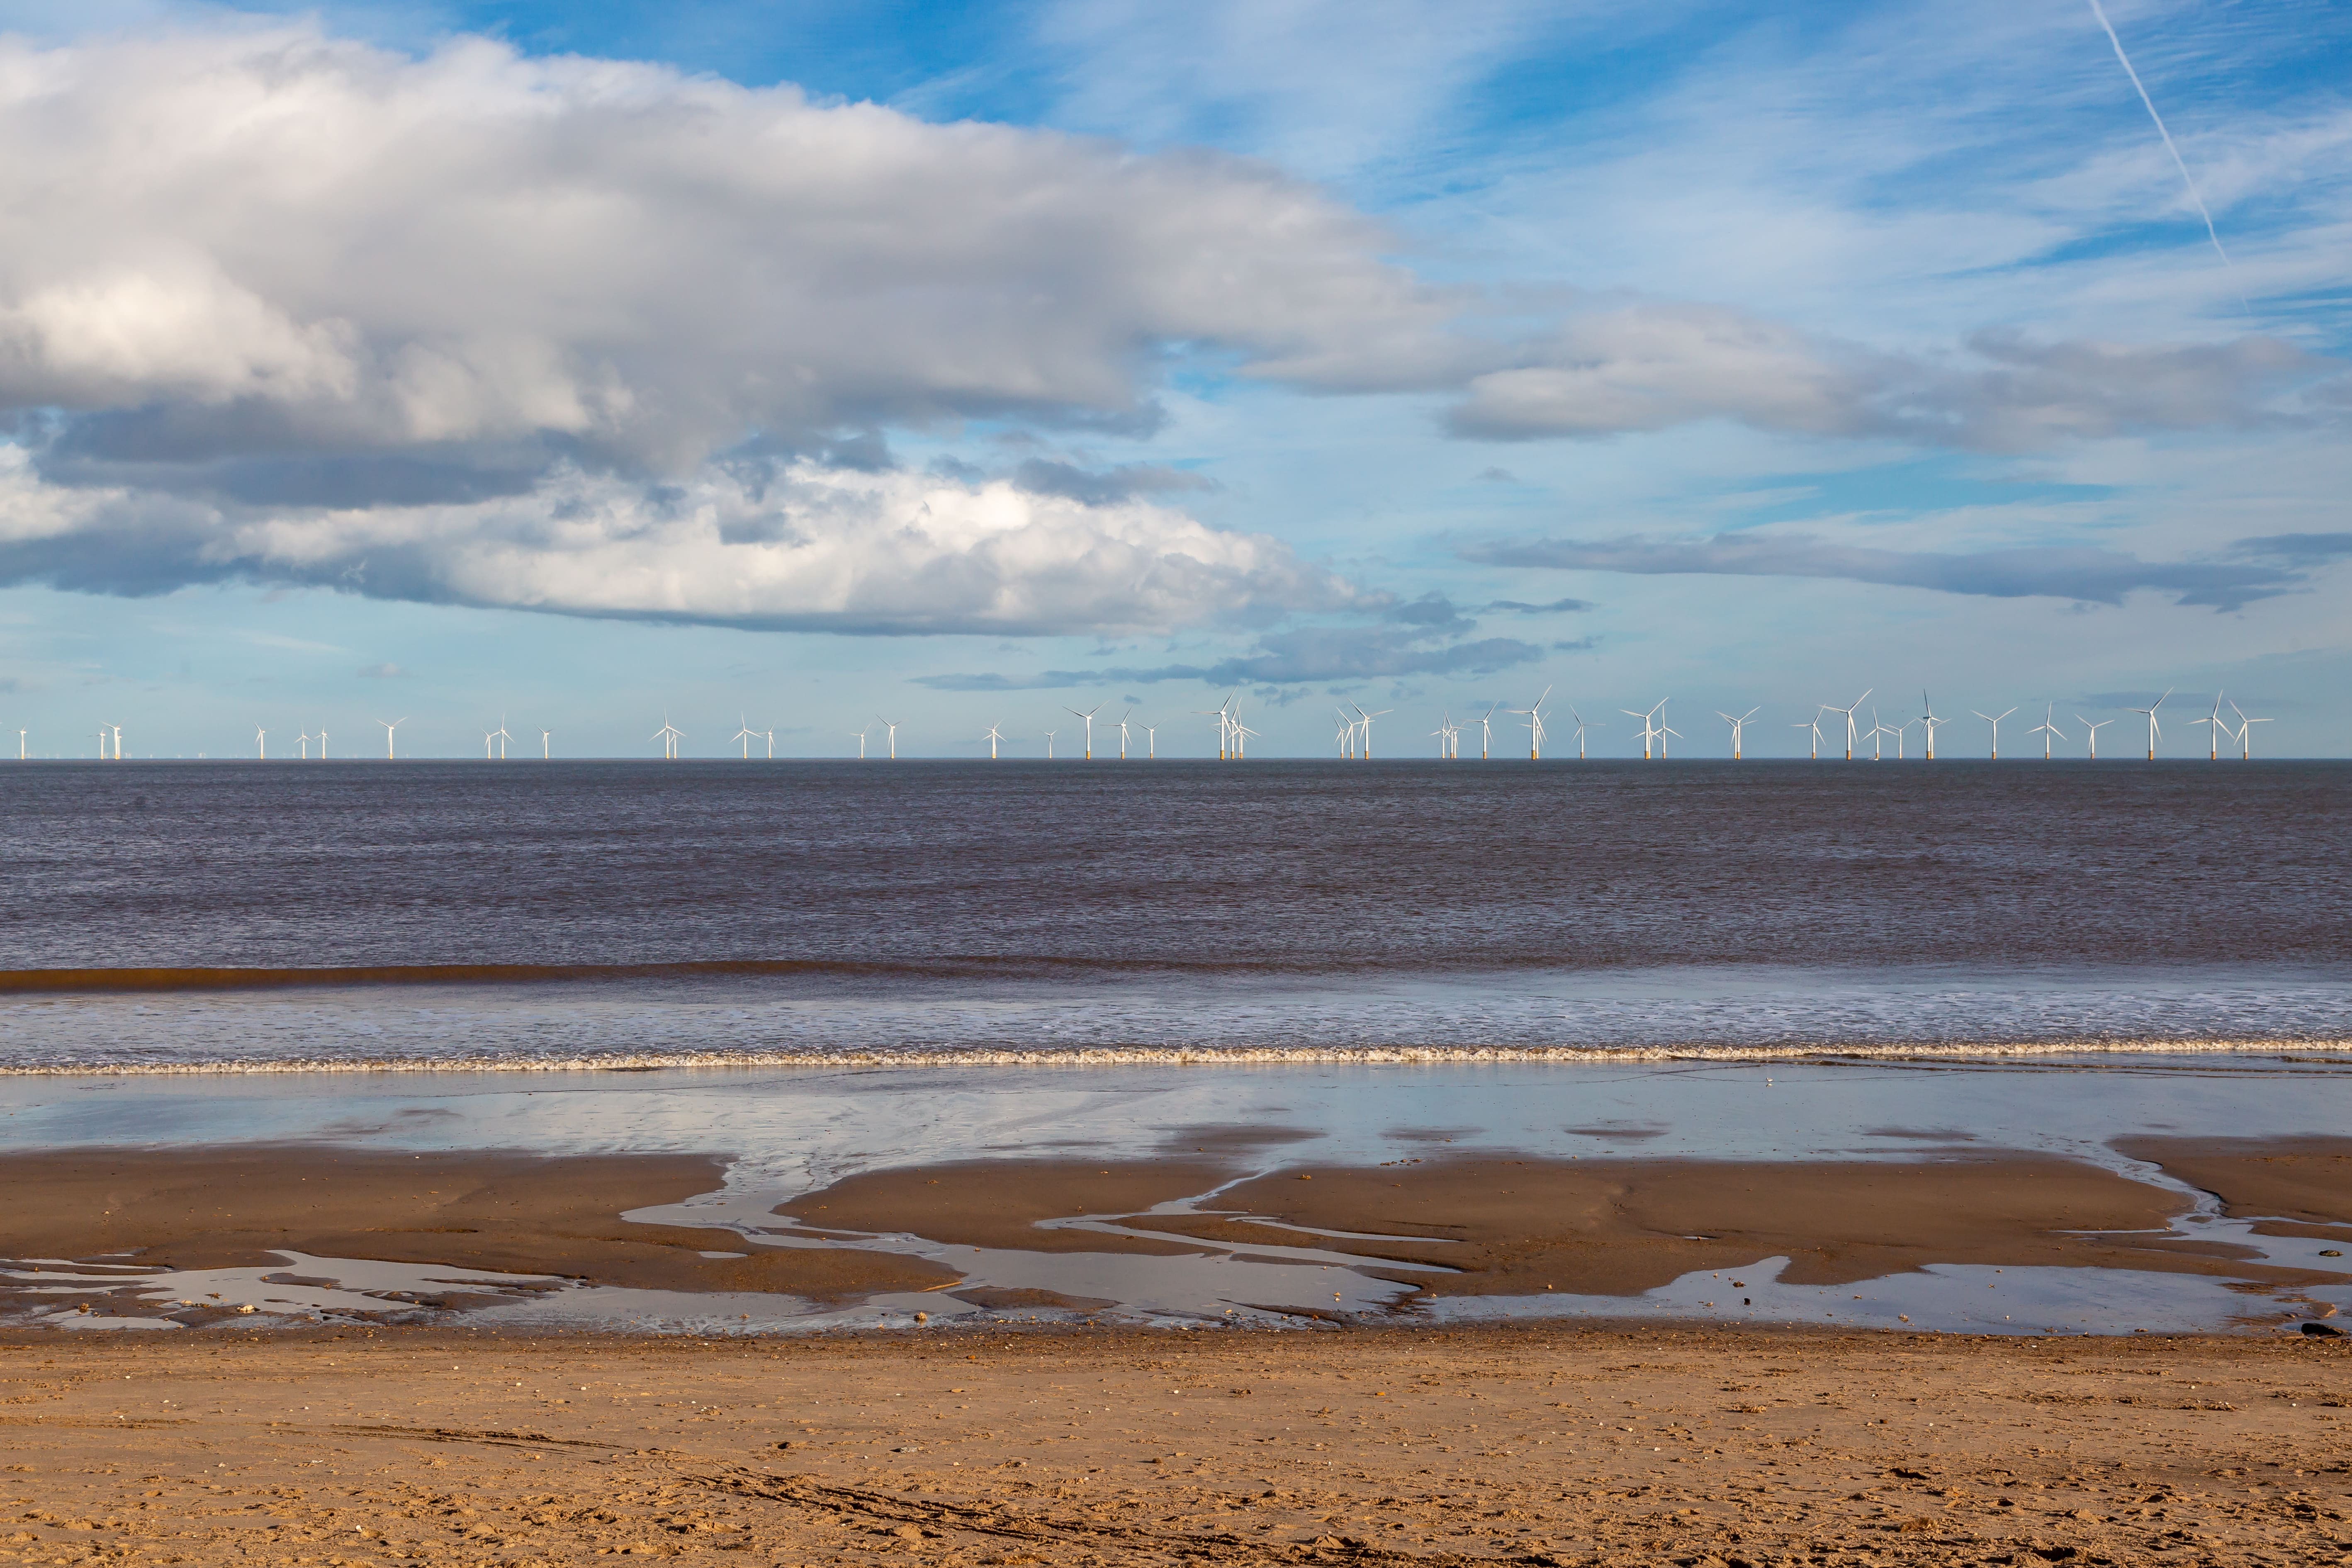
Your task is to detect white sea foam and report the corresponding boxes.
[2,1035,2345,1075]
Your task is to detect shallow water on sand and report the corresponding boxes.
[5,1055,2349,1337]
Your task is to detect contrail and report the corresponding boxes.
[2083,0,2245,307]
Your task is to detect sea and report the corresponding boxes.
[0,758,2345,1070]
[3,758,2348,1335]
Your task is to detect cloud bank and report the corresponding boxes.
[0,451,1353,634]
[0,23,2330,637]
[1464,530,2309,612]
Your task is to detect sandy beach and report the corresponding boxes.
[3,1138,2349,1561]
[2,1324,2348,1565]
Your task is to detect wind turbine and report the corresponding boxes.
[1063,703,1102,761]
[1198,703,1236,761]
[1509,686,1552,760]
[1332,710,1355,758]
[852,727,868,760]
[2027,704,2066,760]
[1477,701,1500,761]
[2228,699,2270,758]
[541,729,552,760]
[1717,707,1759,761]
[1822,689,1871,760]
[1043,728,1058,760]
[2077,717,2112,759]
[254,725,267,761]
[652,717,684,760]
[2126,688,2171,760]
[1430,712,1454,758]
[1793,713,1824,760]
[983,724,1006,760]
[317,727,328,758]
[1919,692,1946,761]
[1567,706,1599,760]
[2186,693,2227,760]
[1620,698,1666,761]
[1352,704,1394,759]
[378,717,405,759]
[1145,724,1157,758]
[731,716,756,760]
[1971,706,2017,759]
[874,715,900,760]
[490,716,513,760]
[1866,708,1890,762]
[483,728,496,761]
[1233,721,1259,758]
[1891,719,1915,760]
[110,724,124,761]
[764,728,775,759]
[1113,708,1133,761]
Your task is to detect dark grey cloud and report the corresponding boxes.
[1464,531,2303,612]
[1379,590,1474,632]
[1012,460,1215,506]
[1444,309,2334,453]
[1485,596,1594,614]
[915,627,1543,690]
[2229,532,2352,566]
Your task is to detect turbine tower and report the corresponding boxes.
[1567,706,1598,760]
[2077,716,2112,759]
[1793,714,1823,761]
[1113,708,1133,761]
[541,729,552,760]
[984,724,1006,760]
[2228,699,2270,758]
[1971,706,2017,760]
[1477,701,1500,761]
[731,716,756,760]
[651,717,684,760]
[2187,693,2227,760]
[874,715,900,760]
[1620,699,1666,761]
[378,717,405,759]
[2126,688,2171,761]
[490,716,513,760]
[1717,707,1758,761]
[1352,704,1394,759]
[1919,692,1946,761]
[1508,686,1552,760]
[1822,689,1871,761]
[1144,724,1157,759]
[254,725,267,761]
[2027,703,2066,760]
[1063,703,1102,761]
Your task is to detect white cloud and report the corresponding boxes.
[0,16,2330,640]
[0,449,1355,634]
[0,23,1445,470]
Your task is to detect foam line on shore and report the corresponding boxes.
[1,1037,2347,1075]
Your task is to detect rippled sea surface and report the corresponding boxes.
[2,758,2345,1070]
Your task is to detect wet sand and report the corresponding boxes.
[1,1324,2347,1565]
[9,1145,2351,1327]
[2120,1138,2352,1241]
[0,1149,953,1303]
[789,1152,2323,1298]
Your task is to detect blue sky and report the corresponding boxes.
[0,0,2344,757]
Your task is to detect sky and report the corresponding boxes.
[0,0,2345,758]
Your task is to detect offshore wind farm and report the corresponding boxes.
[15,686,2291,762]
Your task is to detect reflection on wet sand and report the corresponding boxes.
[6,1140,2349,1337]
